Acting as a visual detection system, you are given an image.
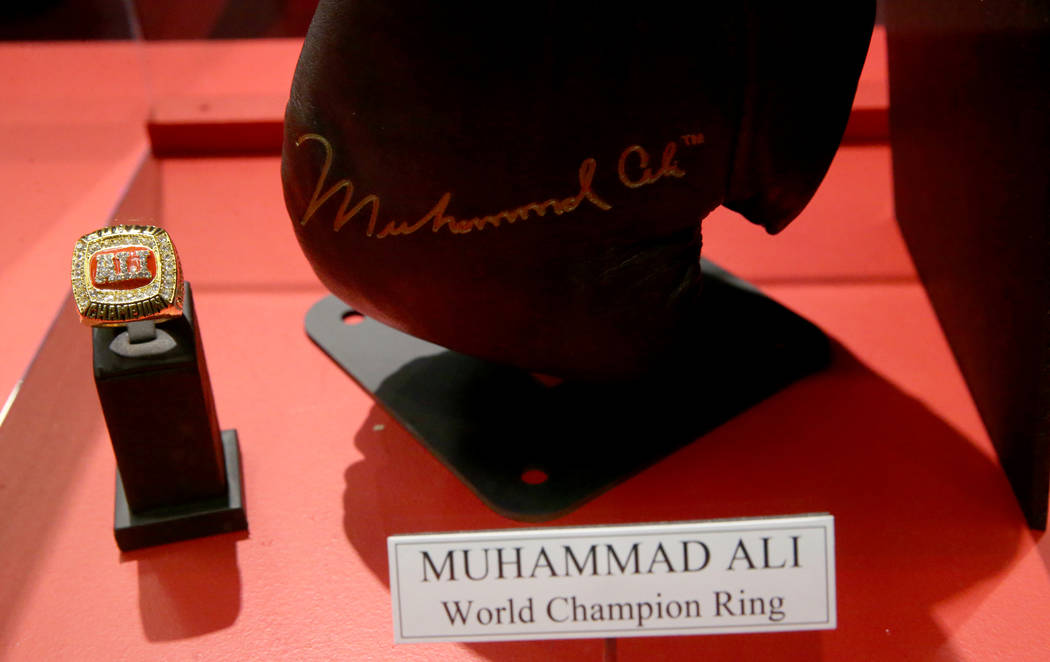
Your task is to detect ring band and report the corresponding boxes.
[71,225,184,326]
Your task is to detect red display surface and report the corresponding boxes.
[1,31,1048,661]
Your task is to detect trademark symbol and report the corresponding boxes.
[680,133,705,146]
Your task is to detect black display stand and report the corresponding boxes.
[92,283,247,550]
[305,260,829,521]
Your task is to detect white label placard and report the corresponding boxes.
[388,513,835,643]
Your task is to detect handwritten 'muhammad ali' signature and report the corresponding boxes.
[294,132,703,239]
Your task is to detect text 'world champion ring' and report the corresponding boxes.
[71,225,184,326]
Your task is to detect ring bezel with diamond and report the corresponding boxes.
[71,225,184,326]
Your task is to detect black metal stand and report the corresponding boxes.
[93,283,247,550]
[305,260,830,521]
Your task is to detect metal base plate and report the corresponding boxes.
[305,260,830,521]
[114,430,247,551]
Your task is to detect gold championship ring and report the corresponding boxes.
[71,225,184,326]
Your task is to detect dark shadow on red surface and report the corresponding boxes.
[342,341,1023,660]
[124,531,246,641]
[1033,530,1050,576]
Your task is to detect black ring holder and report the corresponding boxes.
[305,259,829,521]
[92,283,246,550]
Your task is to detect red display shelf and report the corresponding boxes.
[1,30,1047,661]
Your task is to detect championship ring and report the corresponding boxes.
[71,225,184,326]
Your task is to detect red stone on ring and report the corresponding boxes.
[89,246,158,291]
